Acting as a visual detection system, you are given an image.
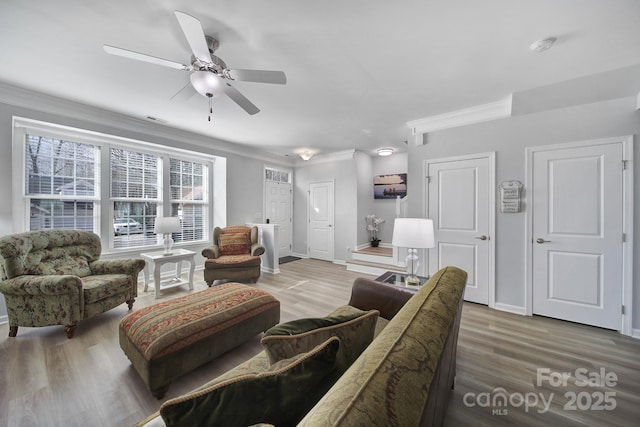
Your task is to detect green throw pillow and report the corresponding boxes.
[159,337,340,427]
[261,305,379,372]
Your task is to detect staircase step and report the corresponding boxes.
[351,246,393,265]
[353,246,393,257]
[346,259,405,276]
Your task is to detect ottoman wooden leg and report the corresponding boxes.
[8,326,18,337]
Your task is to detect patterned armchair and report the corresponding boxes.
[0,229,145,338]
[202,226,265,286]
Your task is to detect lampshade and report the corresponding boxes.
[392,218,435,249]
[154,217,182,234]
[190,70,223,97]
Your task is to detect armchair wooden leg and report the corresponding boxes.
[126,298,135,310]
[65,323,77,339]
[152,384,170,400]
[206,280,213,287]
[8,326,18,337]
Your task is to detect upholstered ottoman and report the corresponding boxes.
[119,282,280,399]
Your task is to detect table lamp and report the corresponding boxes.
[391,218,435,286]
[154,217,182,255]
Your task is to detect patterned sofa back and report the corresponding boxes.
[0,229,101,280]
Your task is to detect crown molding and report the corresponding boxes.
[0,81,293,167]
[406,95,513,136]
[294,149,356,167]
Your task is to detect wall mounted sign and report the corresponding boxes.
[499,180,523,213]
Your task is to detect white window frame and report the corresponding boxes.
[168,155,210,243]
[12,117,215,254]
[23,134,101,232]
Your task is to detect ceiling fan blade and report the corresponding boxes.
[170,81,197,101]
[174,11,212,64]
[229,69,287,85]
[222,82,260,115]
[103,44,190,71]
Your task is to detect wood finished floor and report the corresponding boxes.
[1,258,638,426]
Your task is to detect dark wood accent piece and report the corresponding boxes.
[64,323,77,339]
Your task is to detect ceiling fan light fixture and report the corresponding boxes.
[190,70,222,97]
[377,148,394,157]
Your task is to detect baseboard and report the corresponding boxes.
[262,265,281,274]
[333,259,347,266]
[0,314,7,325]
[632,328,640,339]
[493,302,527,316]
[291,252,308,259]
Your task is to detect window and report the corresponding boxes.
[25,135,99,231]
[110,148,160,249]
[265,167,291,184]
[15,118,214,252]
[170,158,208,243]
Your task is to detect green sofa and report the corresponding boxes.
[0,229,145,338]
[137,266,467,427]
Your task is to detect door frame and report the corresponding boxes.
[525,136,634,335]
[263,165,293,256]
[423,152,496,308]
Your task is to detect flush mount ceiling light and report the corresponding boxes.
[299,151,313,161]
[530,37,557,53]
[377,148,394,157]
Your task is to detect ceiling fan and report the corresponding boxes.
[103,10,286,117]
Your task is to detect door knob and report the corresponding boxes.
[475,235,488,240]
[536,238,550,244]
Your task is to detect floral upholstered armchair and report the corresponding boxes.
[201,225,265,286]
[0,229,145,338]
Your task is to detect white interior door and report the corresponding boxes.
[308,181,334,261]
[426,154,494,305]
[265,181,292,257]
[531,142,623,330]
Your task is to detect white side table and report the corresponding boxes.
[141,249,196,299]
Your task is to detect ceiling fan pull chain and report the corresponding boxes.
[207,93,213,122]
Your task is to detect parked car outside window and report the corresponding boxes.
[113,218,143,235]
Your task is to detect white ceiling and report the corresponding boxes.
[1,0,639,160]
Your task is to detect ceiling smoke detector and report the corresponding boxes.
[530,37,557,53]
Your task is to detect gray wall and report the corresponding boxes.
[292,150,408,258]
[371,152,408,244]
[293,155,358,260]
[224,152,269,227]
[355,151,373,246]
[406,93,640,328]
